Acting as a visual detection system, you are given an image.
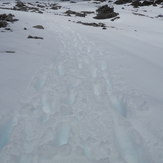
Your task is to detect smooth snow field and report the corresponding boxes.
[0,1,163,163]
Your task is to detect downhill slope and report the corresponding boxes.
[0,1,163,163]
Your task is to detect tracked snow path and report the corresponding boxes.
[0,17,154,162]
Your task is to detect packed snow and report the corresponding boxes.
[0,0,163,163]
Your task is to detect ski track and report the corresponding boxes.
[0,24,153,163]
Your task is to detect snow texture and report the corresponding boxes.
[0,0,163,163]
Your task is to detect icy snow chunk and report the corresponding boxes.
[0,120,13,150]
[110,96,127,117]
[55,122,70,146]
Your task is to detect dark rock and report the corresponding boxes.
[33,25,44,29]
[96,5,114,13]
[28,2,33,5]
[27,35,44,40]
[155,0,163,4]
[16,1,26,8]
[0,13,17,22]
[0,21,8,28]
[51,6,59,10]
[75,12,86,17]
[65,10,76,15]
[111,16,120,21]
[24,27,27,30]
[37,4,45,8]
[65,10,86,17]
[77,21,106,28]
[51,6,61,10]
[81,11,94,14]
[95,11,119,19]
[94,5,119,19]
[133,12,146,16]
[131,0,142,8]
[13,1,43,13]
[132,12,153,18]
[50,4,61,10]
[38,11,43,14]
[0,14,18,28]
[131,0,162,7]
[5,27,11,30]
[2,2,10,5]
[114,0,132,5]
[70,1,76,3]
[14,1,28,11]
[5,51,15,53]
[93,0,107,2]
[141,0,153,6]
[156,14,163,17]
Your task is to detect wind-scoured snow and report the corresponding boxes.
[0,0,163,163]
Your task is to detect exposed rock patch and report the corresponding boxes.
[37,4,45,8]
[50,4,61,10]
[65,10,86,17]
[93,0,108,2]
[156,0,163,4]
[111,16,120,21]
[0,13,18,22]
[70,1,76,3]
[5,27,12,31]
[14,1,27,11]
[27,35,44,40]
[114,0,132,5]
[156,14,163,18]
[81,11,94,14]
[132,12,154,18]
[0,14,18,28]
[94,5,119,19]
[133,12,146,16]
[131,0,163,8]
[69,20,117,30]
[131,1,142,8]
[33,25,44,29]
[113,0,163,7]
[5,51,15,53]
[0,21,8,28]
[2,2,10,5]
[77,21,106,28]
[13,1,43,13]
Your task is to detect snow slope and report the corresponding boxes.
[0,1,163,163]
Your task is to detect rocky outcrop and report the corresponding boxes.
[131,0,163,8]
[0,14,18,28]
[94,5,119,19]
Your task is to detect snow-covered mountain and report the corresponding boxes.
[0,0,163,163]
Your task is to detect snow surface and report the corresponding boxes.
[0,1,163,163]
